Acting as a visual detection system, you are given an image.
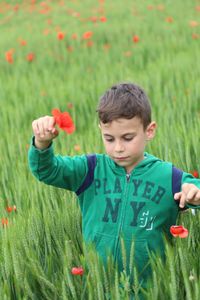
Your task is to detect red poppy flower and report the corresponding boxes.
[90,16,98,23]
[190,170,199,178]
[71,267,84,276]
[6,206,13,213]
[100,16,107,22]
[132,35,139,43]
[1,218,8,226]
[74,144,81,152]
[86,40,94,47]
[5,50,14,64]
[147,5,154,10]
[19,39,27,46]
[82,31,93,39]
[26,53,35,62]
[57,31,65,40]
[165,16,174,23]
[52,108,75,134]
[192,33,199,40]
[170,225,188,238]
[189,20,198,27]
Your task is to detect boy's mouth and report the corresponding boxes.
[114,156,129,160]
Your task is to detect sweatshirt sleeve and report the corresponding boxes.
[28,137,88,192]
[182,172,200,209]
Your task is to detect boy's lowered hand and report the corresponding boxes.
[32,116,59,149]
[174,183,200,208]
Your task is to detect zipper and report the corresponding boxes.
[114,173,131,262]
[126,173,131,182]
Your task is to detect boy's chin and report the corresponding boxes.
[112,158,130,167]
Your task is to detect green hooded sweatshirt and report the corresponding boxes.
[28,138,200,284]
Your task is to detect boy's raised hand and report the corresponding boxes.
[174,183,200,208]
[32,116,59,149]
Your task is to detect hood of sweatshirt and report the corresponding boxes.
[106,152,162,176]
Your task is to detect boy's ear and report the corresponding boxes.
[98,123,102,130]
[146,121,157,140]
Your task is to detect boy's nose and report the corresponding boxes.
[115,141,125,152]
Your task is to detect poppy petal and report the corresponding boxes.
[179,230,189,238]
[52,108,75,134]
[71,267,84,275]
[170,225,188,238]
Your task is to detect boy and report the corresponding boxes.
[28,82,200,293]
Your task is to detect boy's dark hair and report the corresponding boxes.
[96,82,151,129]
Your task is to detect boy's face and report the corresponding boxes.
[99,117,156,173]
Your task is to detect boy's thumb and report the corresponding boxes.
[51,128,59,138]
[53,129,59,137]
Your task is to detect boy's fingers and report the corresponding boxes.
[174,192,182,200]
[174,192,186,208]
[179,192,186,208]
[186,189,196,201]
[48,117,56,131]
[33,120,43,136]
[37,120,45,137]
[32,120,39,134]
[174,184,200,207]
[51,128,59,137]
[186,190,200,204]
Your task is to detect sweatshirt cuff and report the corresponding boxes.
[186,203,200,209]
[31,136,52,151]
[28,136,54,167]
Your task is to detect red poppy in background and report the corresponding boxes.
[26,53,35,62]
[83,31,93,39]
[71,267,84,276]
[6,205,16,213]
[132,35,139,43]
[170,225,188,238]
[190,170,199,178]
[74,144,81,152]
[192,33,199,39]
[91,16,98,23]
[86,40,94,47]
[165,16,174,23]
[5,50,14,64]
[147,5,154,10]
[6,206,13,213]
[57,31,65,40]
[52,108,75,134]
[19,39,27,46]
[100,16,107,22]
[1,218,8,226]
[189,20,198,27]
[13,4,19,12]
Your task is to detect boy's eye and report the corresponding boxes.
[123,137,134,141]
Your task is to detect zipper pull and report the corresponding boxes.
[126,174,131,182]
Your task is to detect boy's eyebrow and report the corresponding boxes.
[103,133,136,137]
